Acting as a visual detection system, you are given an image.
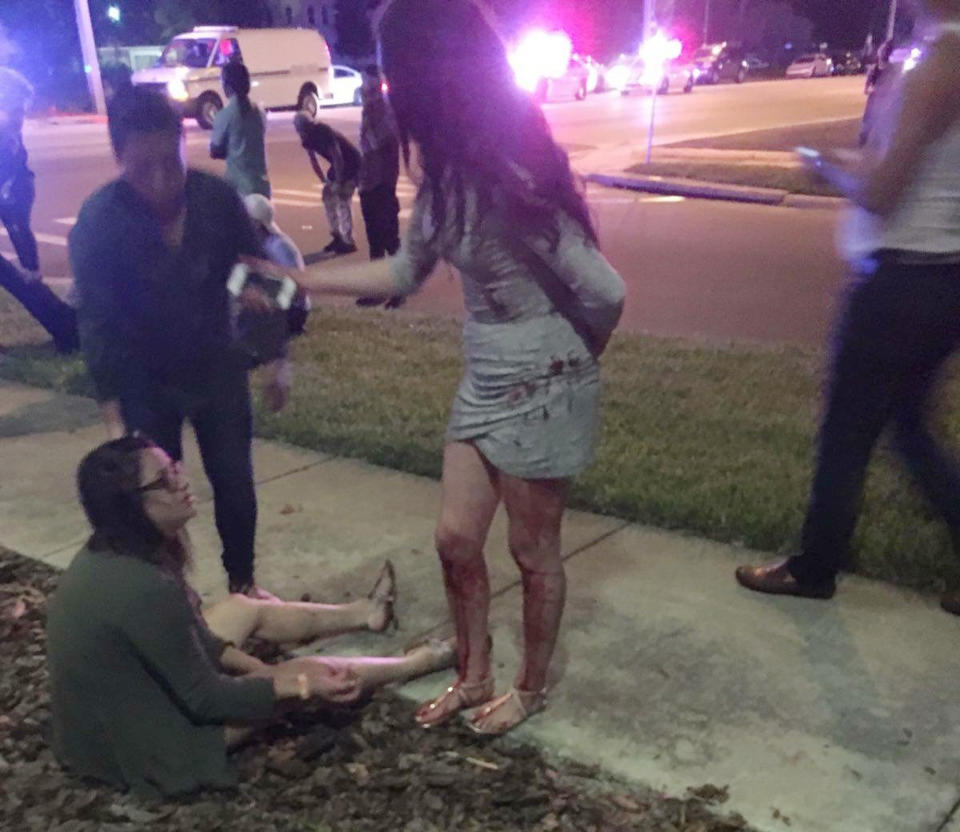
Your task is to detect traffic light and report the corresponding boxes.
[107,4,121,24]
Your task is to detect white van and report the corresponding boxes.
[131,26,333,129]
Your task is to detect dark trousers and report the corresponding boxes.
[360,182,400,260]
[789,255,960,585]
[0,253,79,352]
[120,369,257,585]
[0,169,39,272]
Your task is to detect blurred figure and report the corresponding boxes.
[358,65,400,261]
[70,88,281,597]
[860,39,895,145]
[0,66,78,352]
[244,193,304,270]
[293,112,361,255]
[737,0,960,617]
[210,62,270,198]
[241,193,306,411]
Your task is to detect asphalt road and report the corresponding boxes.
[5,76,865,348]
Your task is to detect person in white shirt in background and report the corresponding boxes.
[242,194,307,413]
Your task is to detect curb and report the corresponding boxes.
[586,173,845,210]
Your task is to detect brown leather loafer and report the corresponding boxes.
[941,591,960,617]
[735,558,836,600]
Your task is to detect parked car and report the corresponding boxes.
[321,65,363,107]
[692,42,749,84]
[785,53,833,78]
[532,57,590,103]
[830,52,863,75]
[744,54,769,71]
[132,25,333,129]
[605,55,695,95]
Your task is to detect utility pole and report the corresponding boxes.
[738,0,749,41]
[643,0,656,45]
[703,0,712,45]
[73,0,106,115]
[885,0,898,42]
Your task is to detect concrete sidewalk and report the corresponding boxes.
[2,378,959,832]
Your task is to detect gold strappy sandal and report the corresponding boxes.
[467,687,547,736]
[414,677,495,729]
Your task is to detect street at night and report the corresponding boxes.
[5,0,960,830]
[12,75,863,347]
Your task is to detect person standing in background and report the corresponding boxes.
[737,0,960,617]
[210,62,271,198]
[358,65,400,261]
[0,66,78,352]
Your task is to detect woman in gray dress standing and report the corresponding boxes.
[251,0,625,735]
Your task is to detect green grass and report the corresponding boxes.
[624,161,842,198]
[2,291,959,594]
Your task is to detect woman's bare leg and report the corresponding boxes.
[204,594,377,648]
[278,642,453,691]
[470,474,568,734]
[414,442,500,724]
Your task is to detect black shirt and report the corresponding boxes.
[299,121,362,182]
[69,170,263,400]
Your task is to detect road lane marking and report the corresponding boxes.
[54,217,77,226]
[0,228,68,247]
[272,197,325,208]
[274,188,325,199]
[640,195,686,203]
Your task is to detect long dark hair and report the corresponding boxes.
[377,0,597,251]
[222,61,252,116]
[77,435,190,576]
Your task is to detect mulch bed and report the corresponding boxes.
[0,547,753,832]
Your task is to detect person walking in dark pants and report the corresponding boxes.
[0,67,78,352]
[358,66,400,261]
[736,2,960,617]
[70,87,284,597]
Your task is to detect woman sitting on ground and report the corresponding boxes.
[46,435,454,799]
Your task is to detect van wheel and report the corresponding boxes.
[736,67,747,83]
[298,88,321,117]
[353,87,363,106]
[196,93,223,130]
[575,80,587,100]
[658,76,669,95]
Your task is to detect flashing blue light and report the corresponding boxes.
[107,5,121,23]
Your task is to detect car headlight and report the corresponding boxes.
[692,68,700,79]
[605,65,630,90]
[167,79,189,102]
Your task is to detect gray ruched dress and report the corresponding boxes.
[391,187,625,479]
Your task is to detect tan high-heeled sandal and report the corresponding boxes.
[367,559,398,633]
[467,686,547,736]
[414,676,495,729]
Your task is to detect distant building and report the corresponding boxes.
[265,0,337,47]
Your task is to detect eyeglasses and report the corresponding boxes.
[135,462,184,494]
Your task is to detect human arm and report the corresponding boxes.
[809,37,960,217]
[68,209,129,433]
[526,213,626,357]
[307,150,327,183]
[262,357,291,412]
[120,576,277,722]
[209,108,229,160]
